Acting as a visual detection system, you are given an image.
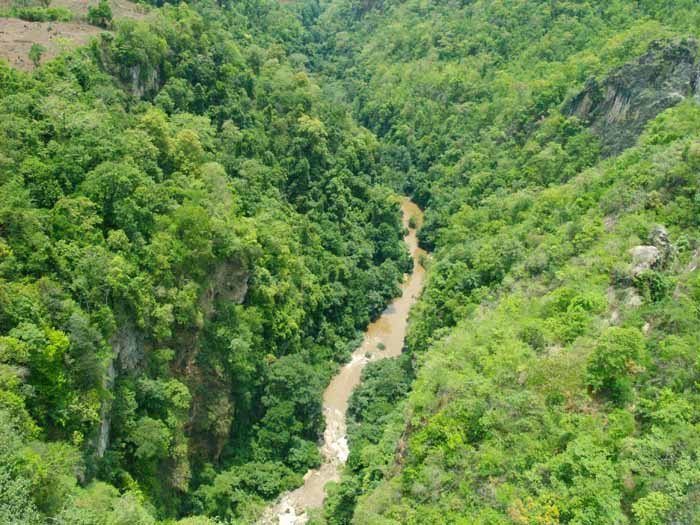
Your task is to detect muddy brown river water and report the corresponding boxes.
[259,198,426,525]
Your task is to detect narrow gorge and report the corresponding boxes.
[261,199,425,525]
[3,1,700,524]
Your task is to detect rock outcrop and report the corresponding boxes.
[649,225,672,261]
[629,245,661,276]
[199,262,249,319]
[96,320,143,458]
[566,38,700,156]
[629,225,673,276]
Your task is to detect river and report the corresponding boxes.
[259,198,426,525]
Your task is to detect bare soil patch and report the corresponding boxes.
[0,0,148,20]
[0,0,148,71]
[0,18,101,70]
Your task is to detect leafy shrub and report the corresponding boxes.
[632,491,673,525]
[87,0,112,28]
[28,43,45,67]
[193,462,301,520]
[633,270,672,302]
[543,288,606,343]
[587,327,646,404]
[12,6,72,22]
[518,324,546,352]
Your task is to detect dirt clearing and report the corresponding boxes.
[0,0,148,70]
[0,18,102,70]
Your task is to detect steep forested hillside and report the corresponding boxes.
[295,1,700,524]
[0,1,410,523]
[4,0,700,524]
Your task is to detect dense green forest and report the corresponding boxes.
[302,1,700,524]
[0,1,410,522]
[3,0,700,523]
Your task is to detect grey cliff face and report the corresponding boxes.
[566,38,700,156]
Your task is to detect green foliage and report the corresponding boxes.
[633,270,673,302]
[193,462,300,521]
[7,6,73,22]
[632,492,672,525]
[298,0,700,523]
[28,43,45,67]
[0,410,43,525]
[0,0,408,521]
[129,416,171,460]
[5,0,700,523]
[587,327,646,404]
[87,0,113,29]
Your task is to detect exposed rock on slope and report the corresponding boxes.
[200,262,249,319]
[96,319,143,458]
[629,245,661,276]
[95,263,248,461]
[566,38,700,156]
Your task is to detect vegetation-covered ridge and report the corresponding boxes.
[0,1,410,523]
[296,1,700,524]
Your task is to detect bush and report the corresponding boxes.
[29,43,45,68]
[632,491,672,525]
[633,270,672,302]
[587,327,646,404]
[518,324,546,352]
[87,0,112,28]
[12,6,72,22]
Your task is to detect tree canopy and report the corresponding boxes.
[3,0,700,523]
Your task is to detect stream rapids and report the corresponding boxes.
[259,198,426,525]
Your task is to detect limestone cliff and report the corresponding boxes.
[566,38,700,156]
